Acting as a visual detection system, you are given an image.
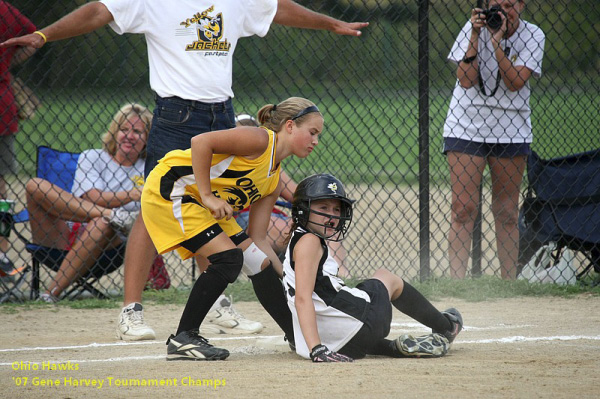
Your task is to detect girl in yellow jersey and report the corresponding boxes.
[141,97,323,361]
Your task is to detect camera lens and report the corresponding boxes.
[487,11,503,30]
[485,6,505,31]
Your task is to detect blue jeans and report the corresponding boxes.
[144,95,236,177]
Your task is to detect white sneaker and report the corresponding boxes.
[204,296,264,334]
[108,208,139,234]
[116,303,156,341]
[199,323,226,335]
[38,292,59,304]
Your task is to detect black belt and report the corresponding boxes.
[154,94,232,110]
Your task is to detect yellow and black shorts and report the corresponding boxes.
[141,164,247,259]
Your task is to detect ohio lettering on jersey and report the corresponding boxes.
[212,170,264,210]
[156,128,280,215]
[180,6,231,53]
[159,167,264,211]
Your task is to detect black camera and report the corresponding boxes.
[482,5,506,31]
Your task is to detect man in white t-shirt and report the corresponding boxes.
[442,0,545,280]
[0,1,368,355]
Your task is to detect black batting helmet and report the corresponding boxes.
[292,174,354,241]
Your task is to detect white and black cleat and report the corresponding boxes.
[166,330,229,361]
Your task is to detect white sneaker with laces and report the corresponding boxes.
[116,303,156,341]
[204,296,264,334]
[108,208,139,233]
[38,292,59,304]
[199,323,226,335]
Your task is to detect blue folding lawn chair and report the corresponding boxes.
[9,146,125,301]
[518,149,600,284]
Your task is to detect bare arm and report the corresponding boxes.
[456,9,483,89]
[492,40,532,91]
[80,187,141,209]
[328,240,349,278]
[294,233,323,350]
[247,183,284,275]
[279,170,297,202]
[190,127,269,220]
[274,0,368,37]
[490,13,532,91]
[0,2,113,49]
[11,47,36,67]
[456,32,480,88]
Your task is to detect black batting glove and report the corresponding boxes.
[310,344,354,363]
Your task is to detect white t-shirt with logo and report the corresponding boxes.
[72,149,145,213]
[100,0,277,102]
[443,20,545,143]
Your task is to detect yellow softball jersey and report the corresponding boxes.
[142,128,281,259]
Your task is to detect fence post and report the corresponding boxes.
[418,0,430,281]
[470,0,484,278]
[471,185,483,277]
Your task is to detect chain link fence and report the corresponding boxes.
[1,0,598,302]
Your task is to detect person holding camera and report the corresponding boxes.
[443,0,545,279]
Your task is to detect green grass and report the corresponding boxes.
[15,89,600,184]
[2,275,598,313]
[409,275,600,302]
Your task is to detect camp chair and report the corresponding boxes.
[10,146,125,300]
[518,149,600,285]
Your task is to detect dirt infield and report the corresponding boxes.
[1,296,599,398]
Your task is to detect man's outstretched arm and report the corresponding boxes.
[0,1,113,49]
[274,0,368,36]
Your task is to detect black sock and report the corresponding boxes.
[176,268,228,335]
[370,339,402,358]
[249,264,294,341]
[391,282,451,333]
[176,248,243,335]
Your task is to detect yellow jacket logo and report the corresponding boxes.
[132,175,144,187]
[181,6,231,52]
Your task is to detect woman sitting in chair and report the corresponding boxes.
[25,103,152,303]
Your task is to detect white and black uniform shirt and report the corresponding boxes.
[282,227,371,359]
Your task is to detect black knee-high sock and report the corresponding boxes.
[391,282,451,333]
[176,268,228,335]
[176,249,243,335]
[249,264,294,341]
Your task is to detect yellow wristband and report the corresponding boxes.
[33,31,47,43]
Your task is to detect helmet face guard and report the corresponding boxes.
[292,174,354,242]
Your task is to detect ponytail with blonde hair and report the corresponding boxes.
[257,97,321,132]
